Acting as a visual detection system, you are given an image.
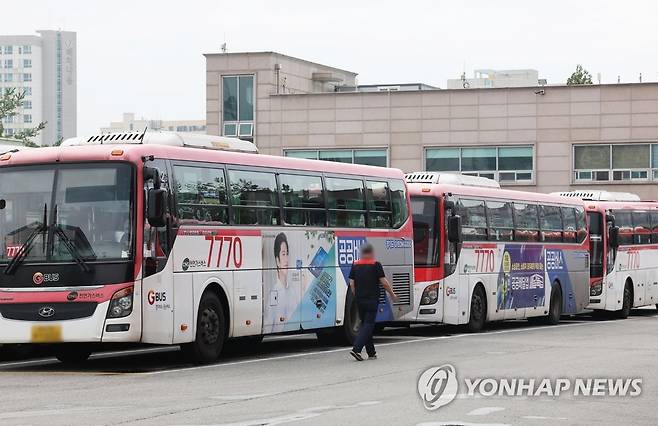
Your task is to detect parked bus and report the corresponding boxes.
[0,132,413,363]
[404,172,590,331]
[556,190,658,318]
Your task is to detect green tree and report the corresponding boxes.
[0,88,47,147]
[567,65,593,85]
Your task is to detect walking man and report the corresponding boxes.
[349,243,397,361]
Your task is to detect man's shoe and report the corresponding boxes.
[350,350,364,361]
[368,354,377,360]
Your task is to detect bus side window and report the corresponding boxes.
[457,198,487,241]
[366,180,392,228]
[575,206,587,243]
[651,212,658,244]
[486,200,513,241]
[562,207,578,243]
[228,169,280,226]
[279,173,326,227]
[612,210,634,246]
[325,177,366,228]
[632,211,651,245]
[389,179,409,228]
[173,165,228,225]
[513,203,539,242]
[539,205,563,243]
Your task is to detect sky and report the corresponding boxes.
[6,0,658,135]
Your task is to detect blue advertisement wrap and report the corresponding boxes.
[545,249,576,314]
[497,245,546,310]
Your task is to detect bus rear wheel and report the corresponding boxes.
[467,285,487,332]
[545,283,562,325]
[54,343,92,364]
[316,292,359,346]
[617,283,632,319]
[181,292,226,364]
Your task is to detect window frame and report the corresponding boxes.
[221,74,255,141]
[284,148,389,168]
[171,161,231,226]
[424,145,535,185]
[573,143,656,184]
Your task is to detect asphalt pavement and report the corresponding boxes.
[0,309,657,425]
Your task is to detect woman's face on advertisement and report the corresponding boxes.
[277,242,289,273]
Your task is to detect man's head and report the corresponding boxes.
[360,243,375,260]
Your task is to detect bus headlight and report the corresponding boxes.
[107,287,134,318]
[421,283,440,305]
[590,280,603,297]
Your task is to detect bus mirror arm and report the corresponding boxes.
[447,215,462,243]
[147,188,168,228]
[608,226,620,249]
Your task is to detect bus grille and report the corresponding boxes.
[379,273,411,305]
[0,302,98,321]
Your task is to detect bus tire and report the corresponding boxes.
[316,292,360,346]
[545,283,562,325]
[181,291,226,364]
[467,285,487,333]
[54,344,92,364]
[616,282,633,319]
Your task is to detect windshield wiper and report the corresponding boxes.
[4,204,48,275]
[52,224,92,273]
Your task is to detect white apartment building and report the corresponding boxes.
[101,112,206,134]
[0,30,76,146]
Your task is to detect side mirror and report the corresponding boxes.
[144,166,161,189]
[608,226,620,249]
[448,215,462,243]
[147,188,167,227]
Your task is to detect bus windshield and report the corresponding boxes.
[411,196,440,267]
[0,163,134,266]
[588,211,604,278]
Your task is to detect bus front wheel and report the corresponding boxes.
[616,283,632,319]
[181,291,226,364]
[545,283,562,325]
[467,285,487,332]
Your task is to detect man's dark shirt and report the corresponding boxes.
[349,259,385,301]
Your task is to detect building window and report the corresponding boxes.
[222,75,254,140]
[22,45,31,54]
[284,149,388,167]
[22,73,31,82]
[22,86,31,96]
[573,144,654,182]
[425,146,534,183]
[4,59,12,69]
[23,100,31,109]
[23,114,32,123]
[4,128,13,136]
[3,46,12,55]
[3,73,12,83]
[23,59,31,68]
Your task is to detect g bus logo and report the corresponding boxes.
[418,364,459,410]
[147,290,166,305]
[33,272,59,285]
[33,272,44,285]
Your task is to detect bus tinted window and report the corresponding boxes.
[228,169,280,225]
[539,205,563,242]
[513,203,539,242]
[390,180,408,228]
[486,200,513,241]
[458,199,487,241]
[612,210,633,245]
[562,207,577,243]
[279,174,325,226]
[174,165,228,224]
[633,211,651,244]
[575,206,587,243]
[651,212,658,243]
[411,196,440,267]
[366,180,392,228]
[326,177,366,227]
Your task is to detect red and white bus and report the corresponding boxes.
[404,172,590,331]
[0,132,413,363]
[557,191,658,318]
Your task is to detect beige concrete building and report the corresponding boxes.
[101,112,206,134]
[206,51,658,199]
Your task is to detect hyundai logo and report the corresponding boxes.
[38,306,55,318]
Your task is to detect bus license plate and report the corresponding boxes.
[31,325,62,343]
